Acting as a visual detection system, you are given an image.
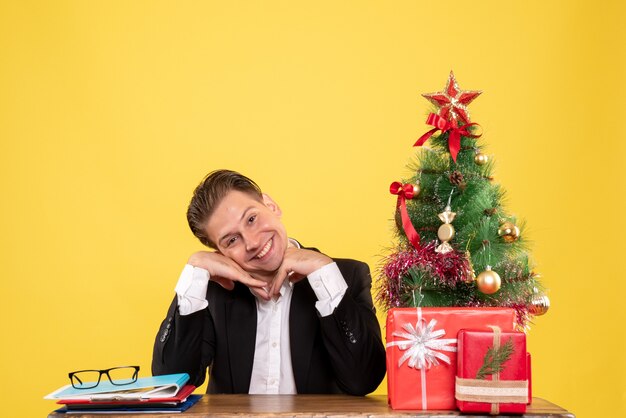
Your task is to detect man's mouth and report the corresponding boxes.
[255,238,273,259]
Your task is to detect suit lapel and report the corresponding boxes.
[289,279,317,392]
[225,284,257,393]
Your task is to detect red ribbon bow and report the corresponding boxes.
[390,181,421,250]
[414,113,481,163]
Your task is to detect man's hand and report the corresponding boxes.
[269,248,333,296]
[187,251,271,300]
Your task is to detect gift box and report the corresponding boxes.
[527,352,532,404]
[386,307,516,410]
[456,327,530,414]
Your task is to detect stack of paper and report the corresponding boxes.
[45,373,201,414]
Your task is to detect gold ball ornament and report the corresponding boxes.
[528,288,550,316]
[474,153,489,166]
[498,221,520,243]
[410,183,421,198]
[476,266,501,294]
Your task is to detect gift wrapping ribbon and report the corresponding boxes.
[455,325,529,414]
[414,113,481,163]
[490,325,502,415]
[455,378,529,404]
[389,182,421,250]
[386,308,457,409]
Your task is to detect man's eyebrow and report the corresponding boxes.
[218,206,255,245]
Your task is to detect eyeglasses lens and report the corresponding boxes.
[108,366,139,385]
[70,371,101,389]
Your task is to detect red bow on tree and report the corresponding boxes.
[389,181,421,250]
[414,113,481,163]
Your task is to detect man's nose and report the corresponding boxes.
[243,231,262,252]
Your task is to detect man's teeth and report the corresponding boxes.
[256,239,272,259]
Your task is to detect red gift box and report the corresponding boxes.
[386,307,516,410]
[527,352,532,404]
[456,328,530,414]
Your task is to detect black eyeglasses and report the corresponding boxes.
[68,366,140,389]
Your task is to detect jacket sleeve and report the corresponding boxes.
[151,294,216,387]
[318,259,387,395]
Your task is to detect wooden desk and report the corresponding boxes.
[48,395,574,417]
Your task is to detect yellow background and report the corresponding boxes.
[1,1,624,417]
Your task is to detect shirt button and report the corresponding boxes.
[272,342,278,348]
[313,281,321,288]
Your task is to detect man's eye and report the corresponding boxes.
[248,215,256,224]
[227,236,238,246]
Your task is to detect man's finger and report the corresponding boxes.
[270,268,288,296]
[237,274,269,288]
[212,275,270,301]
[215,263,267,289]
[289,272,305,283]
[219,262,267,288]
[250,286,271,301]
[211,276,235,291]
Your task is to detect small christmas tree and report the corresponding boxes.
[378,72,549,329]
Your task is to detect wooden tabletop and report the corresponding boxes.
[48,395,575,417]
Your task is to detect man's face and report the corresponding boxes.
[205,190,288,279]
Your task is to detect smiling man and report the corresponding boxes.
[152,170,386,395]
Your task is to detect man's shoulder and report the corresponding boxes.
[331,258,368,268]
[299,243,368,272]
[330,258,370,282]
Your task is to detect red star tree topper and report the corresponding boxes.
[422,71,482,124]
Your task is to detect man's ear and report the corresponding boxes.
[262,193,282,216]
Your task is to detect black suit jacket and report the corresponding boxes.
[152,258,386,395]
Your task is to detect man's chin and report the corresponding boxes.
[252,254,284,272]
[244,248,285,279]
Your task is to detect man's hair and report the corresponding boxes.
[187,169,263,248]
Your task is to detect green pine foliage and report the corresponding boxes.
[400,267,471,307]
[389,124,543,316]
[476,337,515,379]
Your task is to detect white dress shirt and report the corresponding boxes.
[173,244,348,394]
